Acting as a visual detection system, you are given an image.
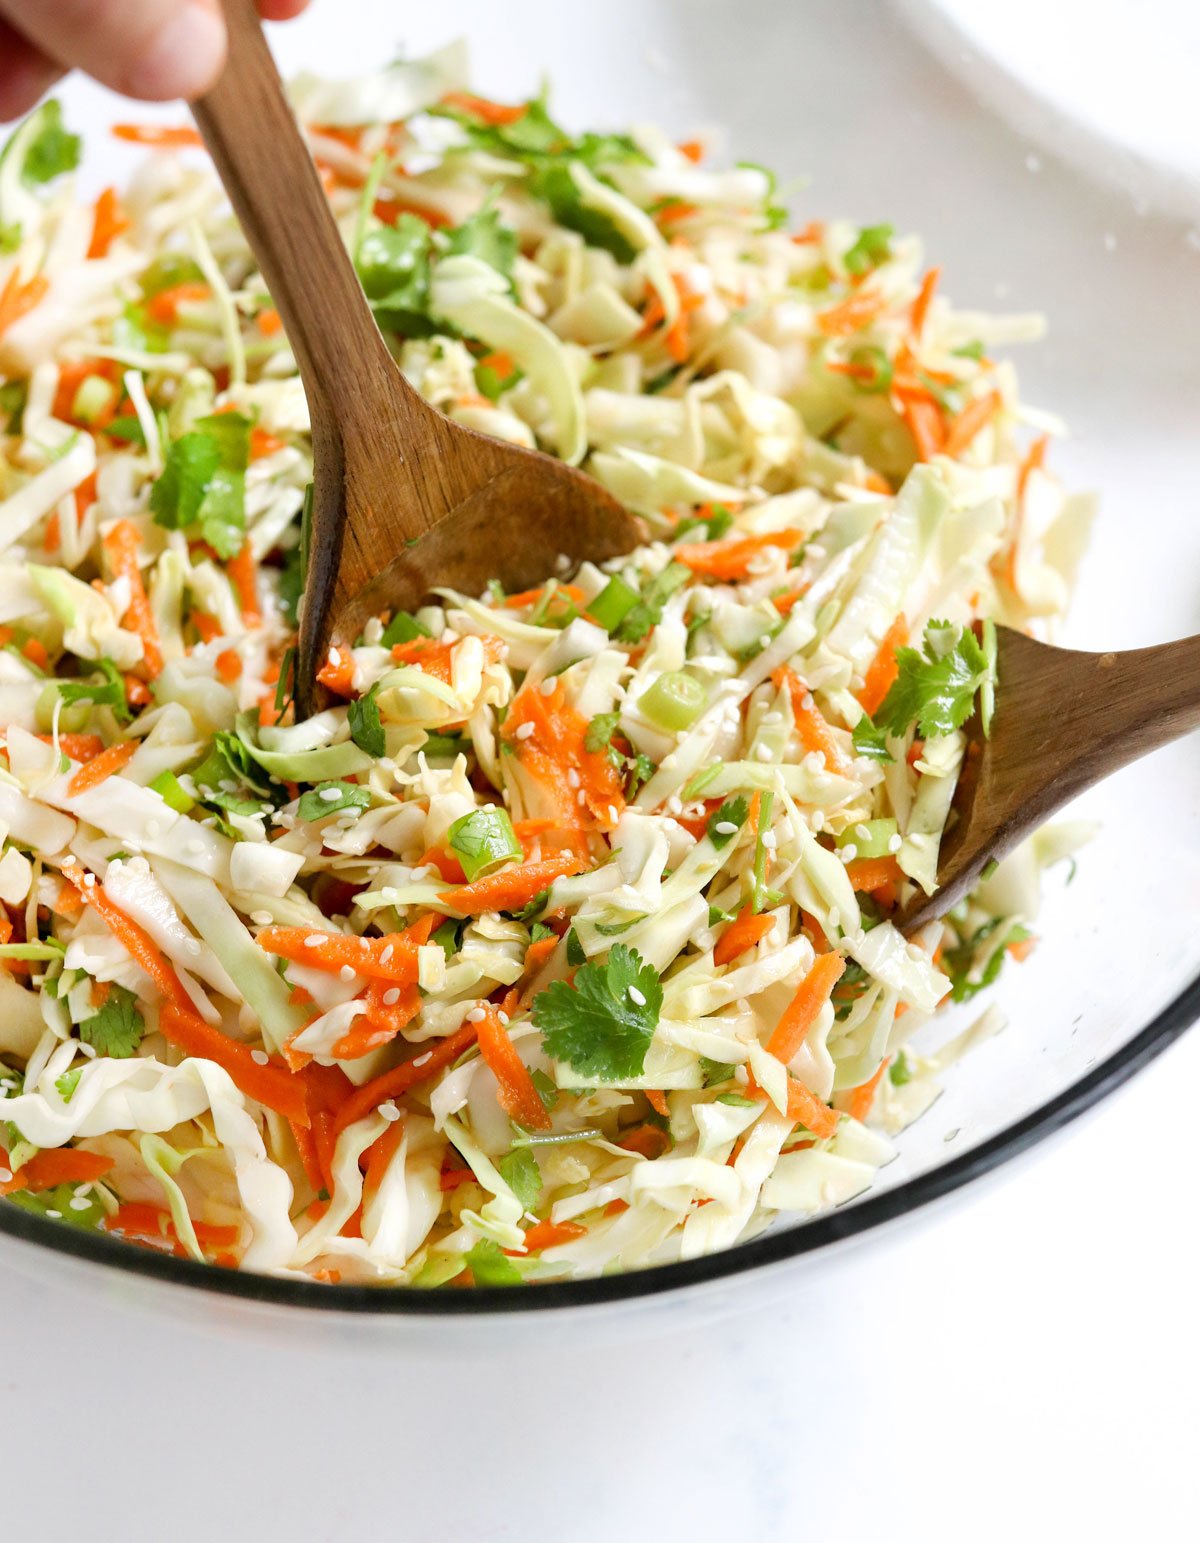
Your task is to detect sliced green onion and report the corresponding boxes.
[586,575,639,632]
[847,344,893,395]
[381,609,431,647]
[448,807,522,881]
[149,769,195,813]
[843,222,893,275]
[71,375,117,425]
[836,817,898,860]
[0,942,65,961]
[638,670,706,732]
[682,764,722,800]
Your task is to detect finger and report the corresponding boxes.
[0,0,227,101]
[0,17,64,122]
[258,0,309,18]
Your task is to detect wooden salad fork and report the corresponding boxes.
[900,626,1200,931]
[191,0,642,716]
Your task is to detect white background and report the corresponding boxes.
[3,4,1200,1539]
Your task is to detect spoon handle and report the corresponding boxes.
[190,0,406,431]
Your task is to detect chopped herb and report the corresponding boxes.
[510,887,550,923]
[613,562,690,644]
[55,659,131,723]
[444,200,518,283]
[699,1057,738,1086]
[842,222,893,275]
[448,807,522,881]
[716,1092,757,1107]
[464,1237,523,1286]
[54,1068,82,1103]
[355,215,435,337]
[347,684,385,759]
[706,795,750,850]
[150,411,250,558]
[585,712,620,755]
[498,1147,542,1211]
[533,943,661,1081]
[889,1051,912,1086]
[296,781,371,822]
[380,609,431,647]
[80,984,145,1058]
[530,1068,559,1111]
[565,929,586,967]
[433,918,464,959]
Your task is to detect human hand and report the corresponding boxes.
[0,0,310,121]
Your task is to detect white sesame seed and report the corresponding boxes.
[382,987,401,1005]
[83,873,96,888]
[515,721,535,741]
[628,985,647,1007]
[539,677,557,696]
[888,833,902,854]
[762,831,777,849]
[412,1052,432,1067]
[380,944,394,965]
[840,844,858,863]
[666,795,684,815]
[339,965,355,982]
[69,1195,93,1211]
[607,804,619,823]
[498,1010,510,1025]
[62,855,77,867]
[248,1049,268,1066]
[358,936,371,949]
[567,768,581,788]
[467,1007,486,1023]
[576,790,587,805]
[811,811,826,832]
[250,910,272,925]
[319,787,342,802]
[303,934,326,949]
[714,820,738,835]
[45,1209,62,1219]
[379,1101,401,1122]
[827,906,841,930]
[855,824,871,841]
[758,634,771,649]
[0,1168,11,1184]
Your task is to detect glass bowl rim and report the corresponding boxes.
[1,968,1195,1316]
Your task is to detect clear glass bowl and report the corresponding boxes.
[3,0,1198,1319]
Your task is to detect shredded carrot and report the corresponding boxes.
[112,122,205,148]
[784,1079,839,1140]
[316,643,355,696]
[102,1202,239,1253]
[909,266,940,339]
[503,583,586,610]
[863,470,893,496]
[791,220,824,245]
[102,519,163,676]
[856,614,908,716]
[21,636,47,669]
[771,588,805,615]
[226,541,261,626]
[37,733,104,763]
[1005,433,1050,593]
[645,1089,670,1119]
[845,855,904,895]
[51,358,119,426]
[419,845,467,884]
[441,91,528,125]
[67,740,136,795]
[501,676,624,832]
[438,851,585,917]
[64,867,195,1012]
[617,1125,672,1159]
[523,934,559,979]
[215,649,242,684]
[476,1009,552,1130]
[336,980,422,1058]
[677,139,705,163]
[125,675,150,709]
[389,633,504,684]
[43,510,60,552]
[520,1219,587,1252]
[332,1022,480,1136]
[0,1147,114,1196]
[943,389,1002,459]
[191,610,222,645]
[713,907,775,967]
[0,268,49,339]
[257,916,435,984]
[74,470,98,519]
[816,288,886,337]
[675,528,804,582]
[1008,935,1038,964]
[256,307,283,336]
[249,426,286,461]
[766,952,847,1064]
[478,350,515,381]
[847,1059,889,1124]
[900,393,946,462]
[289,1118,324,1194]
[145,281,210,325]
[87,186,130,259]
[158,1003,310,1126]
[772,665,852,775]
[360,1117,408,1207]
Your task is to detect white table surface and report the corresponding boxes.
[3,5,1199,1538]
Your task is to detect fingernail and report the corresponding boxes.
[124,3,227,100]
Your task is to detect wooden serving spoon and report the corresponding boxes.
[191,0,643,716]
[900,626,1200,931]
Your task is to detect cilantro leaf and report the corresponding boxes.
[942,919,1031,1003]
[530,162,637,263]
[464,1237,524,1286]
[444,202,518,283]
[191,730,275,804]
[585,712,620,754]
[889,1050,912,1086]
[533,943,661,1081]
[498,1147,542,1211]
[706,796,750,850]
[843,222,893,276]
[56,659,131,723]
[874,621,992,741]
[613,561,690,644]
[851,713,893,763]
[530,1068,559,1111]
[80,984,145,1058]
[15,100,81,187]
[356,216,435,337]
[55,1067,82,1103]
[380,609,430,647]
[296,781,371,822]
[348,685,385,759]
[698,1057,738,1086]
[150,412,250,559]
[510,887,550,923]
